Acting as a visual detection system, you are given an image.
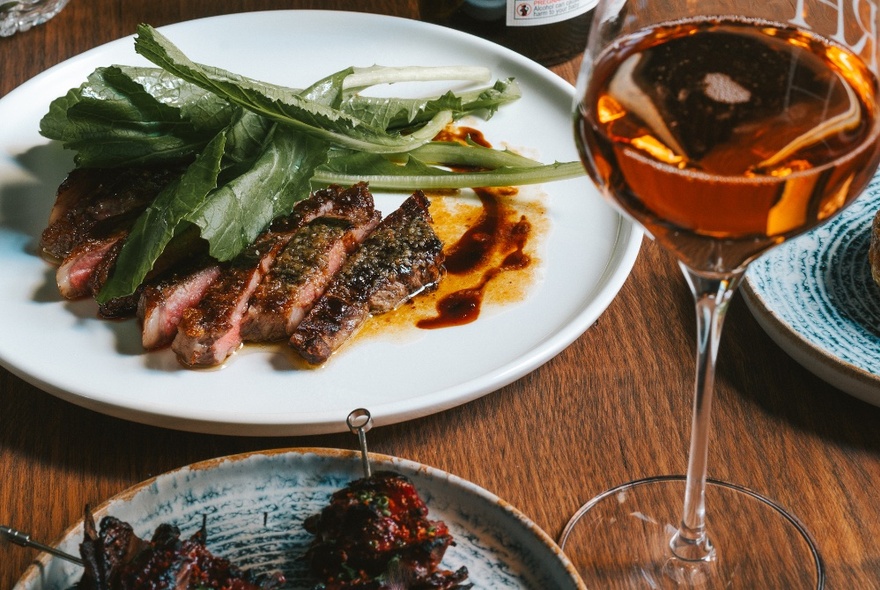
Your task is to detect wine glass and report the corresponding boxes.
[560,1,880,587]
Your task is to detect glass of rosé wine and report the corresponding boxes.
[559,0,880,588]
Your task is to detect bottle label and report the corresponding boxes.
[506,0,597,27]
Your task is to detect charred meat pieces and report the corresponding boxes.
[76,510,284,590]
[304,471,469,590]
[172,183,379,367]
[290,191,444,365]
[45,166,182,314]
[40,166,181,262]
[138,259,222,350]
[240,212,381,343]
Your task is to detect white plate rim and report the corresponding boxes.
[14,447,587,589]
[0,10,642,435]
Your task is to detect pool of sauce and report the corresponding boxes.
[360,184,548,340]
[357,124,549,345]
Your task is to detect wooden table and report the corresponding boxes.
[2,1,880,588]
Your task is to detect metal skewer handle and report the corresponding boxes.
[1,524,84,566]
[346,408,373,478]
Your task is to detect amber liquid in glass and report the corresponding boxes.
[576,19,880,272]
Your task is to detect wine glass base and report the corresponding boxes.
[559,476,824,589]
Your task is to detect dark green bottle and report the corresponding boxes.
[419,0,596,66]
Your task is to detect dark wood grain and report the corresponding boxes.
[3,1,880,588]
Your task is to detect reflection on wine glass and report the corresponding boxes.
[561,1,880,587]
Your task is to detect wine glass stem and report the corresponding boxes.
[670,263,744,562]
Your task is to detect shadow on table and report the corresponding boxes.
[722,295,880,453]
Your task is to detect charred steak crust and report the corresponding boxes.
[290,191,445,365]
[240,211,380,343]
[76,510,284,590]
[172,183,379,367]
[41,166,181,262]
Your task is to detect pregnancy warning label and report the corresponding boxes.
[507,0,596,26]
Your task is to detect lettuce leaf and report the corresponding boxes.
[340,78,522,132]
[40,66,234,167]
[187,121,329,262]
[97,103,329,304]
[133,24,452,154]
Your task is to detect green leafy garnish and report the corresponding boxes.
[132,25,452,155]
[40,65,236,167]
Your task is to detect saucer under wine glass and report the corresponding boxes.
[560,0,880,587]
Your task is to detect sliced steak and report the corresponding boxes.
[172,243,283,367]
[290,191,444,365]
[91,226,211,324]
[48,166,183,312]
[172,183,379,367]
[55,231,128,300]
[138,259,222,350]
[240,212,381,343]
[40,166,180,261]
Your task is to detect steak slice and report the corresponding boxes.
[48,166,184,314]
[240,213,381,343]
[56,232,127,300]
[290,191,444,365]
[138,259,222,350]
[172,183,379,367]
[172,238,292,367]
[40,166,180,261]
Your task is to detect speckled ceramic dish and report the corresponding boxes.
[14,448,585,589]
[743,179,880,407]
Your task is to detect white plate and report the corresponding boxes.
[14,448,586,589]
[0,10,641,435]
[743,178,880,406]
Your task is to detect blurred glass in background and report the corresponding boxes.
[1,0,69,36]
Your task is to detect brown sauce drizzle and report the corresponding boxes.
[434,125,493,149]
[410,125,537,329]
[356,124,545,344]
[418,186,533,329]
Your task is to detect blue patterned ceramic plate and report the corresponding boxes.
[14,448,585,589]
[743,179,880,407]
